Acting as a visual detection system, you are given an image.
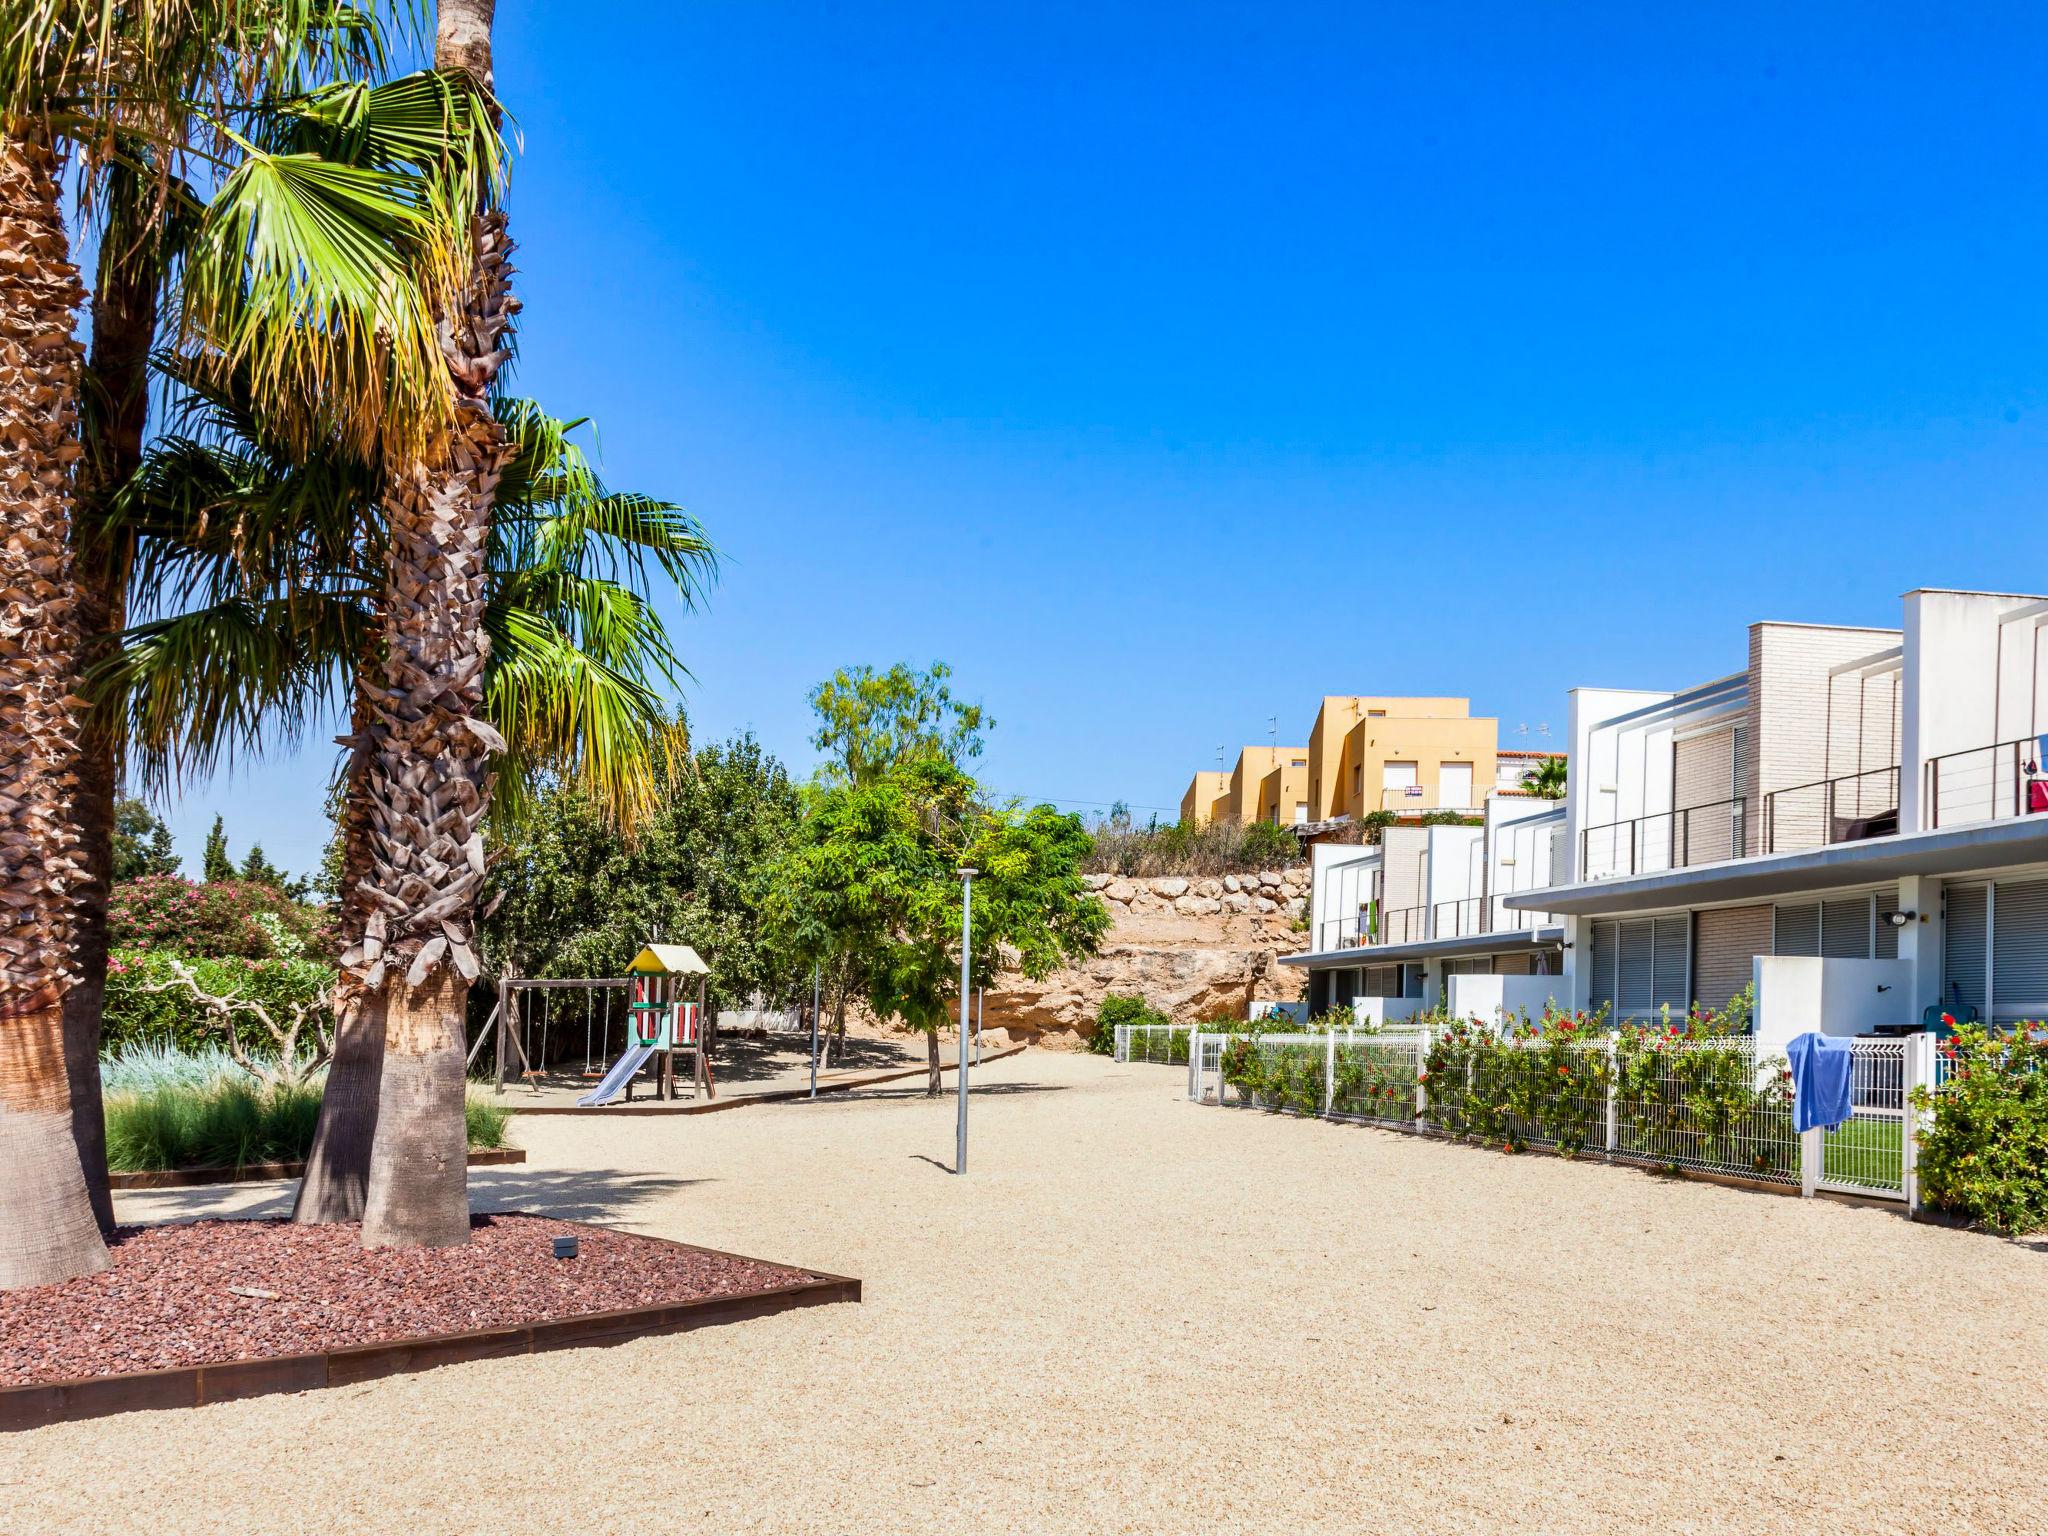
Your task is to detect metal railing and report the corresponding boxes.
[1429,896,1486,939]
[1763,766,1899,853]
[1579,796,1747,880]
[1925,736,2048,829]
[1378,905,1429,945]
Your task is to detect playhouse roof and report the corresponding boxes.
[628,943,709,976]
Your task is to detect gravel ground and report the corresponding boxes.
[5,1051,2045,1534]
[0,1217,812,1386]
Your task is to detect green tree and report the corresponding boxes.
[201,815,233,883]
[238,843,290,891]
[111,799,178,881]
[809,661,991,786]
[766,757,1107,1094]
[484,726,806,1015]
[1520,755,1568,800]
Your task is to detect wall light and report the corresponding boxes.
[1886,909,1916,928]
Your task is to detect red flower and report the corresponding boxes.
[1941,1013,1956,1026]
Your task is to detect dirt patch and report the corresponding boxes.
[0,1216,814,1388]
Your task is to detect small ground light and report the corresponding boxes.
[552,1235,579,1260]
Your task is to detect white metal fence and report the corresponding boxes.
[1188,1027,1939,1207]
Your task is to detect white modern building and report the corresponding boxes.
[1287,794,1568,1021]
[1502,588,2048,1051]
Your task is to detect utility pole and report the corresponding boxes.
[809,963,821,1099]
[956,867,976,1175]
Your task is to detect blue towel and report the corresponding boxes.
[1786,1032,1854,1133]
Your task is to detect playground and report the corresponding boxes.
[8,1051,2045,1534]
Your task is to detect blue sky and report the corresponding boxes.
[159,1,2048,875]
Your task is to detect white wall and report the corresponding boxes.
[1901,589,2048,830]
[1488,801,1564,928]
[1445,973,1568,1029]
[1309,842,1379,950]
[1565,689,1671,882]
[1751,955,1915,1054]
[1250,1000,1310,1023]
[1351,996,1422,1028]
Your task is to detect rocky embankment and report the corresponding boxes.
[980,869,1309,1046]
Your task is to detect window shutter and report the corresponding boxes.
[1821,897,1873,960]
[1589,921,1617,1013]
[1618,919,1655,1013]
[1875,892,1900,960]
[1774,903,1820,957]
[1652,915,1690,1010]
[1944,884,1989,1018]
[1992,879,2048,1021]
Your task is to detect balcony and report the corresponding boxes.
[1312,897,1549,951]
[1578,796,1747,880]
[1925,737,2048,829]
[1376,787,1481,813]
[1762,765,1899,853]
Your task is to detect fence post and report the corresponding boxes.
[1903,1031,1934,1213]
[1186,1032,1201,1102]
[1799,1128,1822,1197]
[1414,1026,1430,1126]
[1324,1028,1338,1117]
[1604,1036,1618,1156]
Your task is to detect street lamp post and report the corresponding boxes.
[809,962,821,1099]
[956,867,976,1175]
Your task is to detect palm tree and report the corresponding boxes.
[100,381,712,1222]
[351,0,516,1249]
[1520,756,1568,800]
[61,4,393,1244]
[0,0,464,1287]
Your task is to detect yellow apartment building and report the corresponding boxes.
[1306,696,1498,822]
[1179,770,1231,825]
[1181,746,1311,826]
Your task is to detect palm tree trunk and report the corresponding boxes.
[359,0,514,1247]
[360,969,469,1248]
[293,669,384,1223]
[0,131,110,1288]
[60,204,160,1241]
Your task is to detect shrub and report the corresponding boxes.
[108,876,327,960]
[102,1041,515,1172]
[1082,818,1304,877]
[103,949,336,1057]
[1091,993,1170,1055]
[1910,1019,2048,1234]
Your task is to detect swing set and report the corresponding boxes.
[479,943,716,1104]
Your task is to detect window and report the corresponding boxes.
[1293,802,1309,825]
[1773,896,1883,960]
[1439,762,1473,809]
[1588,916,1691,1018]
[1382,761,1419,805]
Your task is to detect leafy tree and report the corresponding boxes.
[201,815,233,883]
[238,843,293,893]
[484,727,807,1016]
[766,757,1107,1093]
[809,661,990,786]
[1520,755,1568,800]
[111,799,179,881]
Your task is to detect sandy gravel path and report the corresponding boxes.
[5,1051,2043,1534]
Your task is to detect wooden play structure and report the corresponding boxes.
[482,942,716,1104]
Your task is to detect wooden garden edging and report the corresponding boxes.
[0,1227,859,1431]
[107,1147,527,1191]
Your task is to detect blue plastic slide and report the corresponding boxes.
[576,1041,658,1107]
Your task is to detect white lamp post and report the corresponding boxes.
[956,866,976,1174]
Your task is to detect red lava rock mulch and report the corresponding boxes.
[0,1216,818,1388]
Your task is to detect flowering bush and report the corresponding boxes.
[1909,1018,2048,1234]
[107,876,327,960]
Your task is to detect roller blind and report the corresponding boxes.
[1590,920,1618,1012]
[1875,893,1901,960]
[1774,903,1820,957]
[1652,915,1691,1009]
[1944,884,1989,1018]
[1992,878,2048,1021]
[1821,898,1873,960]
[1617,919,1655,1012]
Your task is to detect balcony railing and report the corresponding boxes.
[1579,796,1747,880]
[1430,896,1486,939]
[1925,737,2048,829]
[1763,765,1899,853]
[1376,788,1482,813]
[1313,896,1553,950]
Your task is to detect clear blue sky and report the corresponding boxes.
[160,0,2048,876]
